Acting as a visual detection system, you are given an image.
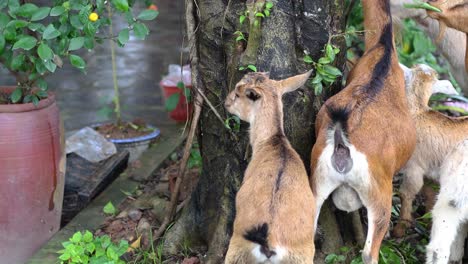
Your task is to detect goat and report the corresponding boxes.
[425,0,468,73]
[390,0,468,92]
[309,0,416,263]
[393,64,468,242]
[426,139,468,264]
[224,71,316,263]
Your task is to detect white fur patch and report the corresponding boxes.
[427,140,468,264]
[320,129,371,210]
[251,245,287,264]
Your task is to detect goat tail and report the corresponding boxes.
[243,223,276,259]
[327,105,353,174]
[362,0,394,52]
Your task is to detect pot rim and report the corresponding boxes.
[0,86,56,113]
[92,123,161,143]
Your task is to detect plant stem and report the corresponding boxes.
[107,4,122,125]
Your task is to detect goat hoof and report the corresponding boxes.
[392,223,407,238]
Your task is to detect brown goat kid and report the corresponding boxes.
[426,0,468,73]
[310,0,416,263]
[224,71,316,264]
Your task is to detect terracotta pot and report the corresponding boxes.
[0,87,65,263]
[160,82,193,122]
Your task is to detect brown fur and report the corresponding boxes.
[310,1,416,263]
[393,65,468,238]
[224,72,316,263]
[426,0,468,73]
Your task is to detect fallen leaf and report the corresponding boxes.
[127,235,141,253]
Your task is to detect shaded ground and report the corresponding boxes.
[0,0,187,131]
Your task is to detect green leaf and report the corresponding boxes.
[239,15,246,24]
[111,0,129,12]
[313,81,323,95]
[326,44,335,62]
[6,19,28,28]
[318,57,331,64]
[137,9,159,20]
[0,13,10,30]
[165,93,180,111]
[86,242,96,254]
[265,2,274,9]
[70,15,83,29]
[38,43,53,60]
[255,12,265,17]
[323,65,342,77]
[44,60,57,72]
[13,36,37,50]
[16,3,38,18]
[311,74,322,84]
[84,22,96,37]
[107,247,118,260]
[50,6,66,16]
[31,7,50,21]
[303,55,313,64]
[31,95,39,106]
[28,23,43,31]
[264,9,270,17]
[43,24,61,39]
[69,54,86,70]
[103,201,116,215]
[84,37,94,49]
[247,65,257,72]
[10,87,22,103]
[11,54,25,70]
[58,253,71,261]
[70,231,82,243]
[36,78,48,91]
[68,37,84,51]
[403,2,441,12]
[0,34,5,54]
[83,230,93,243]
[133,22,149,40]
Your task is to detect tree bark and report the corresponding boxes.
[164,0,349,263]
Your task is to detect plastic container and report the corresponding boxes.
[160,65,193,122]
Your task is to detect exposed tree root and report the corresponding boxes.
[152,0,203,243]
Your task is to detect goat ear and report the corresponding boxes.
[277,70,313,94]
[432,80,459,95]
[245,88,261,101]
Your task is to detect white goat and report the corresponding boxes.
[397,64,468,263]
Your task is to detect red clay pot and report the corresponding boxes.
[160,82,193,122]
[0,87,65,263]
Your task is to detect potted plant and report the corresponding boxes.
[94,2,161,162]
[0,1,158,262]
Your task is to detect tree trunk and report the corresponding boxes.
[164,0,349,263]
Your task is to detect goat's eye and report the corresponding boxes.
[235,93,240,98]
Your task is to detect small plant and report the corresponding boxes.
[304,43,342,95]
[239,1,273,27]
[188,143,202,169]
[103,201,117,216]
[234,30,246,42]
[57,230,129,264]
[238,64,257,72]
[0,0,158,105]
